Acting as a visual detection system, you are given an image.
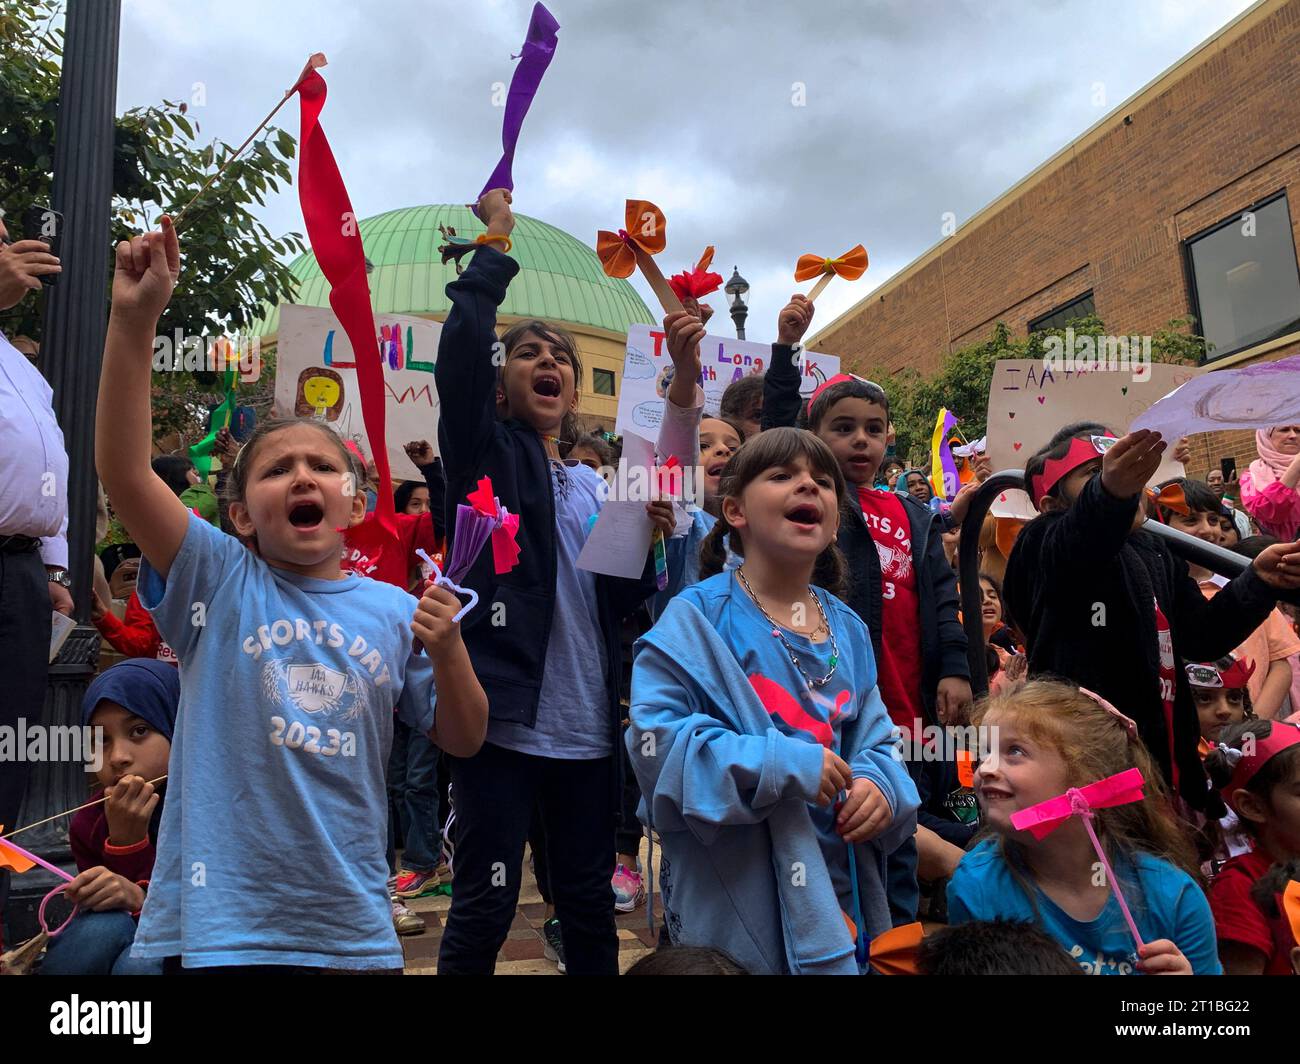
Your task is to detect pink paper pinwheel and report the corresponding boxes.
[1010,767,1147,949]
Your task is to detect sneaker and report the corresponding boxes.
[542,917,566,974]
[395,868,442,899]
[392,899,425,936]
[612,863,645,913]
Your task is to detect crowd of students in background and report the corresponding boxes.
[11,191,1300,978]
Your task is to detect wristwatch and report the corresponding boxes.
[46,567,72,589]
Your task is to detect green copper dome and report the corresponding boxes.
[251,205,655,337]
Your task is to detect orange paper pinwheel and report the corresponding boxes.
[794,244,869,302]
[596,200,684,314]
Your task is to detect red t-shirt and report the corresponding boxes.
[342,511,439,590]
[1153,598,1178,790]
[857,488,923,729]
[1209,848,1296,975]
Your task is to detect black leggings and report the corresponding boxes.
[437,742,617,975]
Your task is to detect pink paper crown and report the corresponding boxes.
[1029,434,1116,505]
[1221,721,1300,811]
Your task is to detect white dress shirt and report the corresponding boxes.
[0,331,68,567]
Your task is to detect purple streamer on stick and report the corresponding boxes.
[477,3,561,201]
[938,409,961,502]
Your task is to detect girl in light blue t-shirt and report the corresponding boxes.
[94,217,489,971]
[948,680,1220,975]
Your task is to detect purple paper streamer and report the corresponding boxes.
[477,3,561,200]
[938,409,960,502]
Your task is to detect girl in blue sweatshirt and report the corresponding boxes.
[628,428,919,974]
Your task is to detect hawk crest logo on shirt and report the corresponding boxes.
[874,541,913,582]
[261,660,373,721]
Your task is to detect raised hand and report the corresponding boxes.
[663,311,705,375]
[404,440,436,466]
[1100,430,1165,500]
[477,188,515,237]
[777,294,815,346]
[681,296,715,326]
[1252,539,1300,590]
[110,216,180,327]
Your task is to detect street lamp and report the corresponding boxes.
[725,266,749,341]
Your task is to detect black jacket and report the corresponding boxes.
[435,245,656,738]
[763,343,970,720]
[1003,473,1280,811]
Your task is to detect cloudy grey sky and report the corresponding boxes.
[116,0,1256,342]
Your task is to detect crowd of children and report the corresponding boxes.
[14,193,1300,978]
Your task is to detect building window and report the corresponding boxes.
[593,368,616,396]
[1186,192,1300,360]
[1028,292,1096,333]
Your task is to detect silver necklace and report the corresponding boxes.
[735,567,839,690]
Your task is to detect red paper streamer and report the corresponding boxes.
[295,69,396,537]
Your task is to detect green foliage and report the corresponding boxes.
[0,0,304,442]
[875,314,1206,467]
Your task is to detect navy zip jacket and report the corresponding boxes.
[1003,473,1280,812]
[762,343,970,721]
[435,245,656,737]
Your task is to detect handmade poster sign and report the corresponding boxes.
[614,324,840,438]
[985,359,1199,519]
[1130,354,1300,439]
[274,305,442,481]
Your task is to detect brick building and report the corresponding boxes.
[809,0,1300,476]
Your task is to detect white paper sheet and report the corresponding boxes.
[1130,354,1300,439]
[50,611,75,663]
[576,500,654,579]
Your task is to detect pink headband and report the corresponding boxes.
[1079,687,1139,742]
[1030,434,1117,505]
[809,372,877,409]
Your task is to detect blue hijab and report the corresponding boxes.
[81,658,180,740]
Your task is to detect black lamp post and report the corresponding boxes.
[4,0,121,945]
[725,266,749,341]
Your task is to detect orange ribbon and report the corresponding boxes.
[869,921,924,975]
[794,244,868,283]
[1284,881,1300,952]
[596,199,668,278]
[1147,482,1191,516]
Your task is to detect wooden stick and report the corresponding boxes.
[171,54,325,232]
[805,272,835,303]
[0,775,168,841]
[633,244,686,316]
